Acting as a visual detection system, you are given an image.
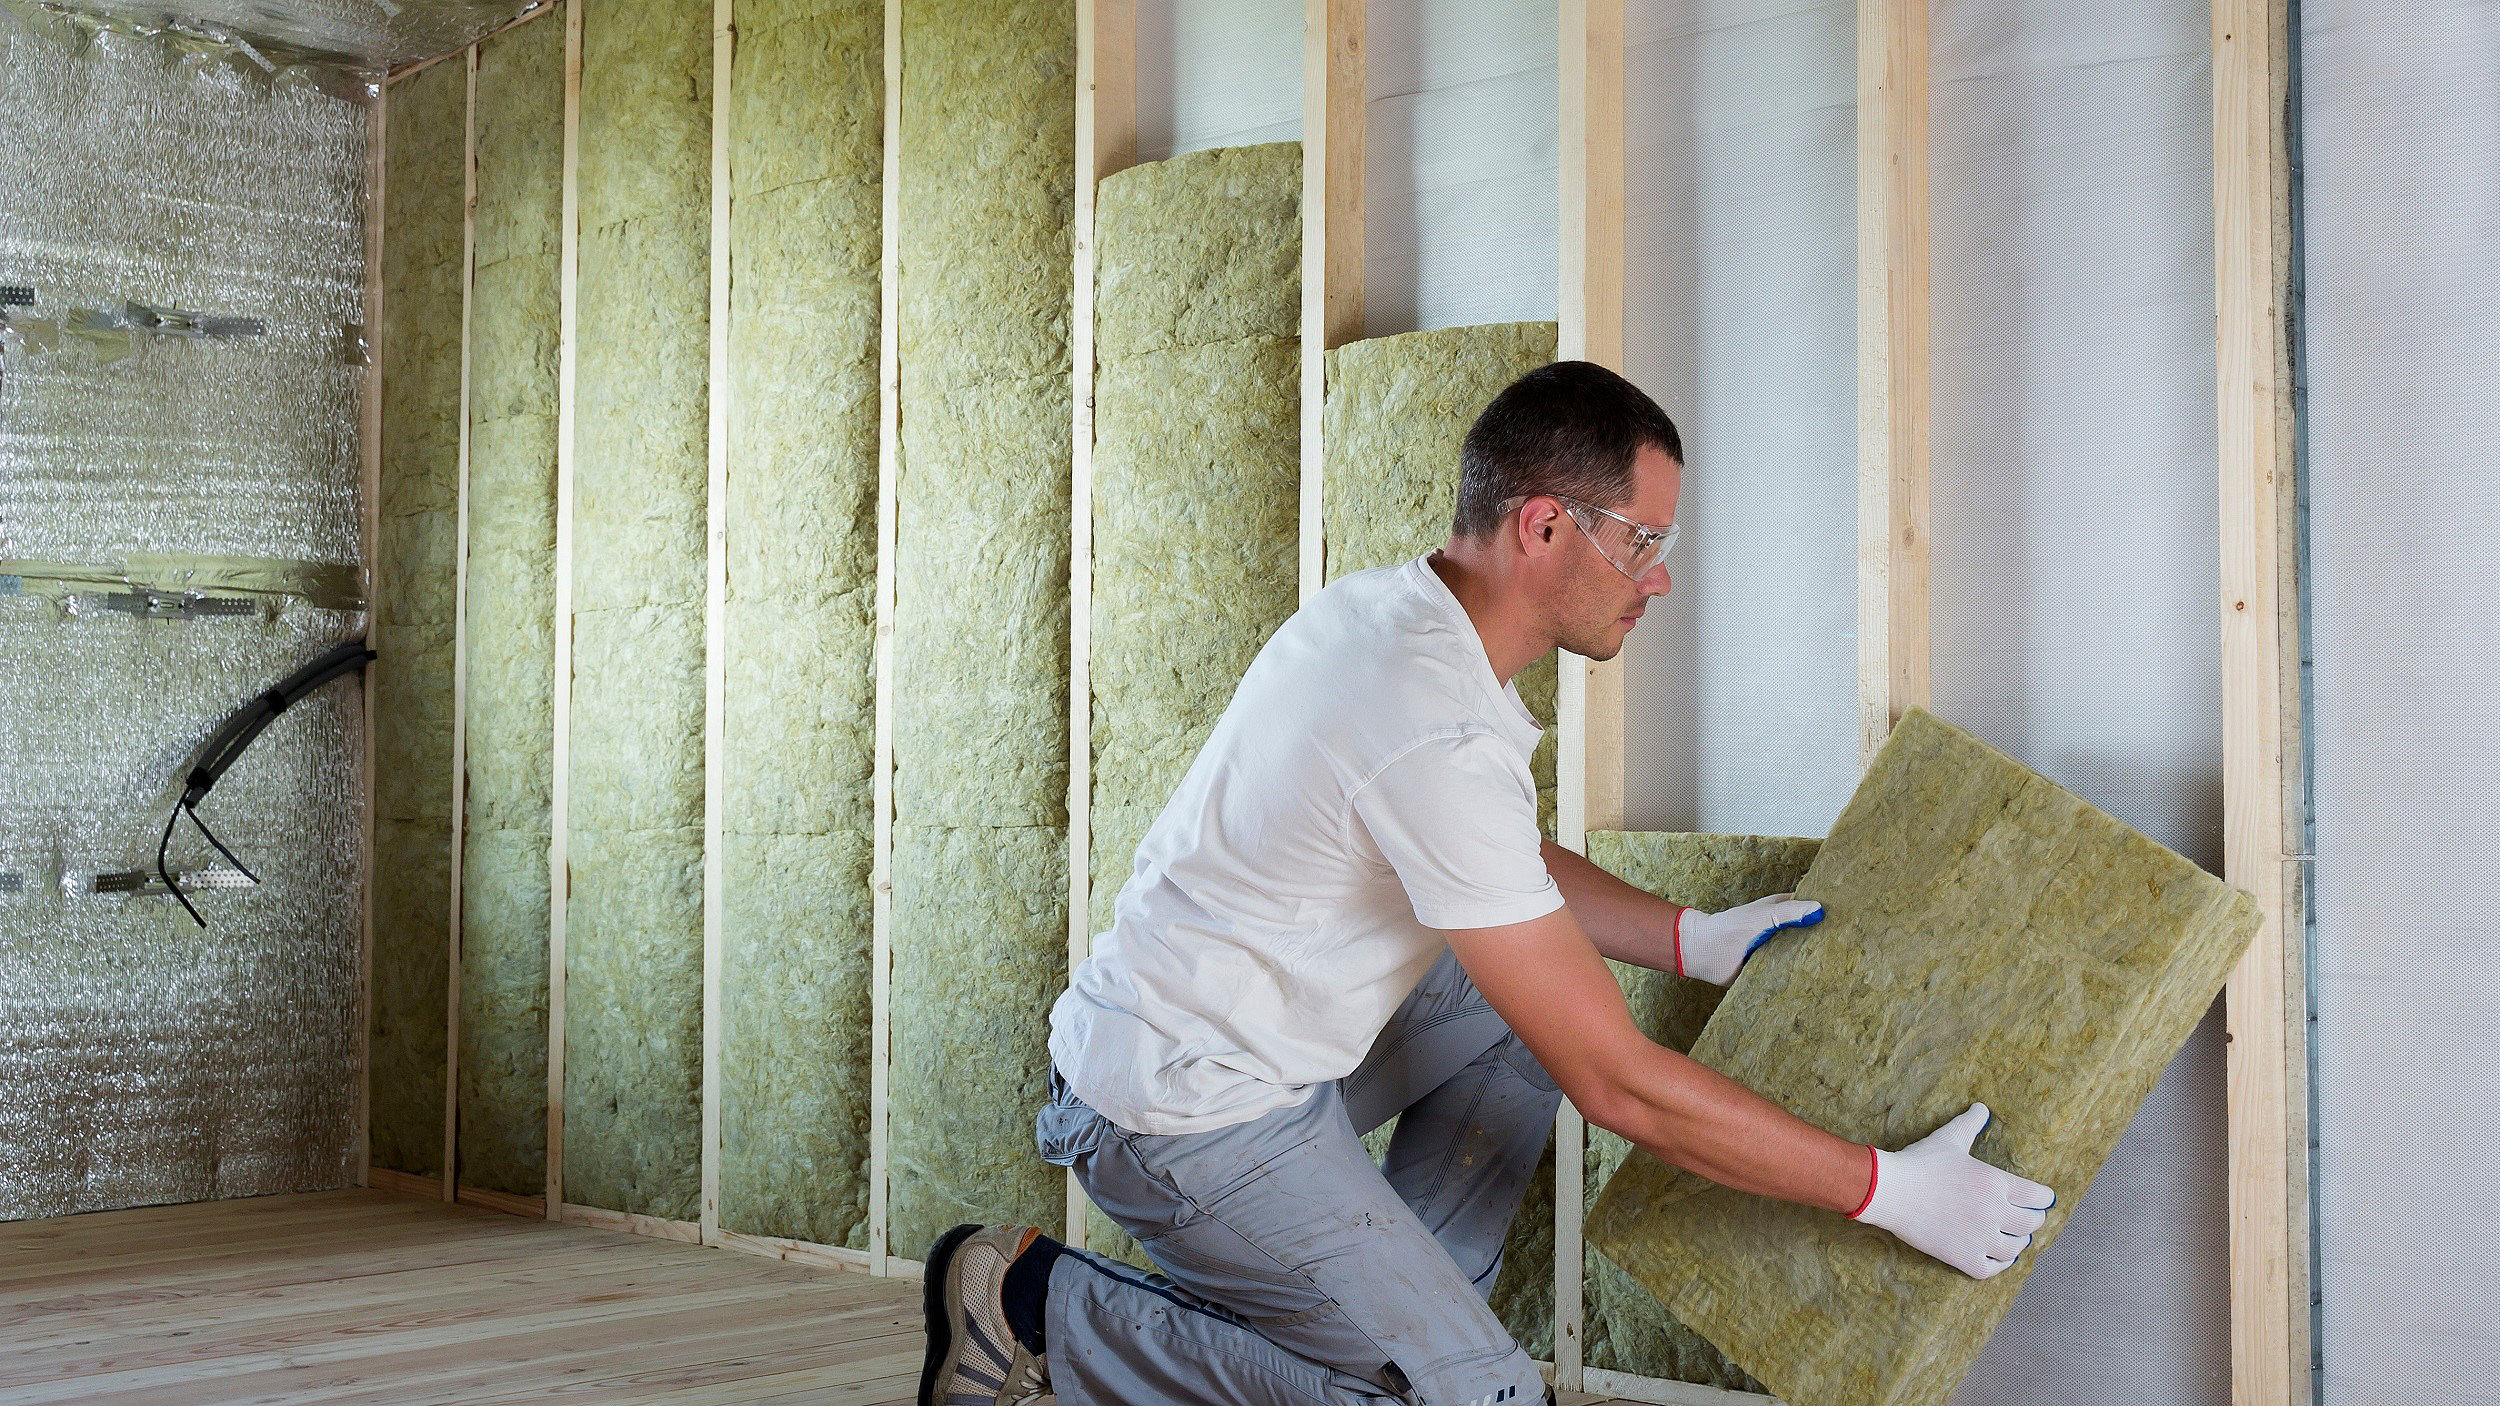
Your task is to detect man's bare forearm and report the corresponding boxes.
[1542,839,1680,971]
[1597,1041,1872,1215]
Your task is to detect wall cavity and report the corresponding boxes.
[887,0,1075,1258]
[457,9,564,1199]
[563,0,712,1220]
[717,0,883,1249]
[1083,139,1302,1263]
[370,57,465,1180]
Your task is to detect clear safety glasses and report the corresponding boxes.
[1497,493,1679,583]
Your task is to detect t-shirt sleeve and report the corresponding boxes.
[1350,731,1562,930]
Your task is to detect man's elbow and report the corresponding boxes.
[1558,1067,1647,1142]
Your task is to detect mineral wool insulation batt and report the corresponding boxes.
[719,0,883,1249]
[889,0,1075,1257]
[566,0,712,1221]
[371,56,465,1181]
[1588,709,2259,1406]
[1318,317,1556,1349]
[1582,832,1820,1391]
[457,11,565,1199]
[1321,322,1558,829]
[1082,140,1302,1266]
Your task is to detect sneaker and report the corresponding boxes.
[919,1223,1053,1406]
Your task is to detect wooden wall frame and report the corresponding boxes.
[2214,0,2309,1400]
[441,44,479,1206]
[698,0,735,1251]
[1855,0,1930,764]
[866,0,903,1275]
[351,10,2316,1399]
[544,0,582,1222]
[1068,0,1137,1252]
[356,78,387,1194]
[1300,0,1364,606]
[1551,2,1623,1394]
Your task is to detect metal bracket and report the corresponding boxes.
[69,588,258,620]
[90,866,257,897]
[66,301,268,342]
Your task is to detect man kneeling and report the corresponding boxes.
[918,363,2053,1406]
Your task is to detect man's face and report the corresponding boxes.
[1546,444,1681,663]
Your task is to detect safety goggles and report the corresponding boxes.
[1496,493,1679,583]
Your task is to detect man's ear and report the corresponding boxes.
[1515,495,1565,557]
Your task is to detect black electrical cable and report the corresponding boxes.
[157,804,204,928]
[155,639,372,929]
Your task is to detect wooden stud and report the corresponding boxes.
[1552,7,1624,1389]
[1300,0,1364,604]
[2214,0,2306,1400]
[443,42,479,1206]
[700,0,735,1252]
[1855,0,1930,762]
[868,0,902,1275]
[357,78,387,1192]
[1067,0,1135,1254]
[718,1228,877,1276]
[1580,1367,1779,1405]
[546,0,582,1222]
[365,1167,441,1202]
[560,1203,704,1244]
[453,1184,548,1219]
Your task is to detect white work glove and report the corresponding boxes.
[1851,1103,2056,1279]
[1674,893,1824,985]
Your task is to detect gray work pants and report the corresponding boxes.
[1033,948,1563,1405]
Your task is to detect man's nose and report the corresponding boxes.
[1639,565,1672,597]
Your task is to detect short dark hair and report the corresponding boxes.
[1450,360,1682,540]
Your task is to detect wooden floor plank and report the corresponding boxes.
[0,1193,925,1406]
[0,1189,1635,1405]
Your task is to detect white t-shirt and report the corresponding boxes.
[1049,553,1561,1135]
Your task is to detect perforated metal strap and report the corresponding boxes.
[90,867,257,896]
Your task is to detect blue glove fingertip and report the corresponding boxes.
[1737,909,1825,966]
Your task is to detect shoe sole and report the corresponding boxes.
[916,1223,983,1406]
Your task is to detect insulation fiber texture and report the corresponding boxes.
[718,0,882,1249]
[1586,709,2260,1406]
[368,56,467,1179]
[564,0,710,1220]
[887,0,1073,1258]
[1083,141,1301,1264]
[1321,322,1558,829]
[456,12,564,1198]
[1580,831,1820,1391]
[0,16,366,1218]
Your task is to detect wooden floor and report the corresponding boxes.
[0,1188,1641,1404]
[0,1189,922,1404]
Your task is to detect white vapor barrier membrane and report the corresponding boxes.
[1362,0,1557,336]
[2303,4,2500,1398]
[0,15,367,1218]
[1131,0,1555,335]
[1612,0,1859,838]
[1133,0,1299,163]
[1927,4,2229,1402]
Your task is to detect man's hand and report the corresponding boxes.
[1675,893,1823,985]
[1850,1103,2056,1279]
